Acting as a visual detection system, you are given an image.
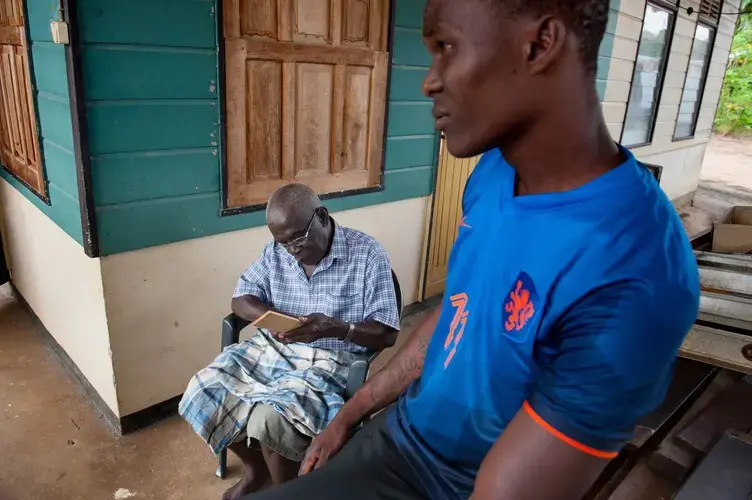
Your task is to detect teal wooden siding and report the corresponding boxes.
[0,0,82,243]
[81,0,438,255]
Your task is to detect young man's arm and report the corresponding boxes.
[299,305,442,474]
[471,280,697,499]
[471,410,609,499]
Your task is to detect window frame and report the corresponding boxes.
[0,0,48,203]
[620,0,678,149]
[672,1,721,141]
[217,0,396,217]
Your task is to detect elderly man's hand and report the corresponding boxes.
[278,313,345,344]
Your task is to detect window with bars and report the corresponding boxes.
[0,0,45,199]
[621,2,677,147]
[674,0,721,140]
[699,0,722,25]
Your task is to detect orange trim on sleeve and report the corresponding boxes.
[522,401,619,460]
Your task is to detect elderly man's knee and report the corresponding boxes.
[247,404,311,461]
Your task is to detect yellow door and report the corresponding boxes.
[424,138,480,298]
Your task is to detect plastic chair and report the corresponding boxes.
[215,270,403,478]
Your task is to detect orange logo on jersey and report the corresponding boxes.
[443,293,469,369]
[459,217,472,229]
[504,280,535,332]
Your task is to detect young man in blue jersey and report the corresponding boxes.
[243,0,700,498]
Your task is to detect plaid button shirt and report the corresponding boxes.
[233,221,400,352]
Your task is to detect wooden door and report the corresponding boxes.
[423,138,480,298]
[0,0,44,197]
[223,0,390,208]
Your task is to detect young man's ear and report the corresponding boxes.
[525,16,567,75]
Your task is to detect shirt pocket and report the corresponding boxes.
[322,291,364,324]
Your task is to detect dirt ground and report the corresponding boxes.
[694,134,752,220]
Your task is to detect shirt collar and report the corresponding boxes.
[315,219,347,270]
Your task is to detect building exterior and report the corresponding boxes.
[0,0,739,431]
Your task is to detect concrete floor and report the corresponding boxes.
[0,285,428,500]
[0,285,234,500]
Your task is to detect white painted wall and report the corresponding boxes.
[100,196,431,416]
[604,0,739,202]
[0,179,119,415]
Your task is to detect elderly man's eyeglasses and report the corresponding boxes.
[280,212,317,252]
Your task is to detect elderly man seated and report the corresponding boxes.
[179,183,399,500]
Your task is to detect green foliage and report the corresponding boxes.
[715,2,752,134]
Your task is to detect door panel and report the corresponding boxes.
[424,139,480,298]
[224,0,389,208]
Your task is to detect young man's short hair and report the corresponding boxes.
[503,0,609,74]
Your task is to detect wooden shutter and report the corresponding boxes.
[223,0,390,208]
[0,0,44,197]
[699,0,722,25]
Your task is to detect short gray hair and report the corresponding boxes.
[266,183,322,226]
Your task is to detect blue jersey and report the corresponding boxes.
[387,148,700,499]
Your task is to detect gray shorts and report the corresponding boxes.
[245,403,312,461]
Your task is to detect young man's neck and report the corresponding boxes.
[503,86,621,197]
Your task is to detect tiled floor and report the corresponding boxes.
[0,285,428,500]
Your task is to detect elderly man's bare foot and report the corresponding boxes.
[221,471,267,500]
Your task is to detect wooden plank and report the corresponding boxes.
[330,0,342,45]
[698,291,752,331]
[278,0,293,42]
[223,0,241,39]
[0,26,20,45]
[676,376,752,455]
[240,0,279,40]
[630,359,717,449]
[674,431,752,500]
[696,251,752,271]
[294,62,333,177]
[366,52,387,185]
[700,266,752,298]
[330,63,345,174]
[243,38,375,66]
[246,59,283,182]
[342,65,370,173]
[680,325,752,374]
[292,0,330,44]
[2,47,21,160]
[606,461,677,500]
[225,40,248,207]
[15,49,32,169]
[647,370,738,482]
[237,170,370,205]
[281,60,295,181]
[369,0,382,50]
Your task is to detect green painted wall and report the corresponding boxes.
[80,0,438,255]
[0,0,82,244]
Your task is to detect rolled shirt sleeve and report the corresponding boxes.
[525,279,699,458]
[233,243,273,303]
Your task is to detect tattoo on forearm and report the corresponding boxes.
[369,332,431,407]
